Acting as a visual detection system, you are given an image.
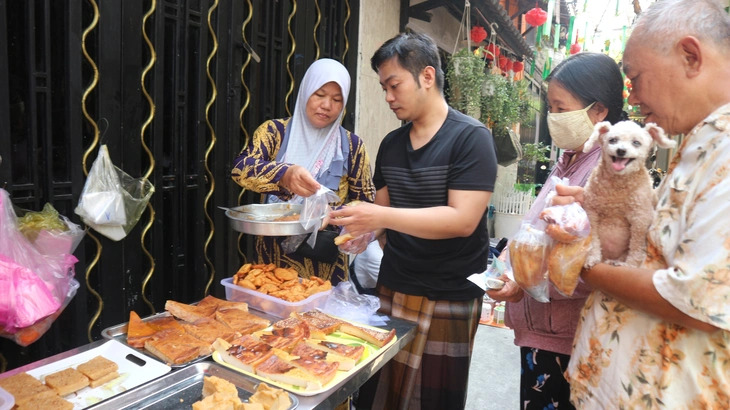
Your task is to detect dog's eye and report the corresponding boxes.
[632,140,642,147]
[608,137,618,144]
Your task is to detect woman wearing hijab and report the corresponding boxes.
[231,58,375,283]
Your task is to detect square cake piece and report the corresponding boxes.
[77,355,119,381]
[15,392,73,410]
[44,367,90,396]
[0,372,56,405]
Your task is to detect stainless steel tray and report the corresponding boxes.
[225,203,322,236]
[87,361,298,409]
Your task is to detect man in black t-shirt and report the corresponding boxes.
[331,32,497,410]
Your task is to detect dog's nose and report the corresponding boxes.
[616,148,626,157]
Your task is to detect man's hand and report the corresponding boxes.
[280,165,320,197]
[329,202,381,239]
[552,184,585,206]
[486,275,524,303]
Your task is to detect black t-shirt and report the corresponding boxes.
[373,107,498,300]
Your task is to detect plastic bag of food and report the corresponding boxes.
[539,176,591,243]
[17,203,85,256]
[547,235,591,296]
[0,277,79,347]
[74,145,154,241]
[538,177,592,296]
[507,222,551,303]
[0,188,79,346]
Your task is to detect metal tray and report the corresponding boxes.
[100,311,210,369]
[87,361,298,409]
[213,324,398,397]
[225,203,323,236]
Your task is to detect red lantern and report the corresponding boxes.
[498,56,513,72]
[570,42,582,55]
[470,26,487,43]
[525,3,547,27]
[513,61,524,73]
[485,43,501,60]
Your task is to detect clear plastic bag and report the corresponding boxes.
[0,188,79,346]
[506,222,551,303]
[336,227,375,256]
[539,177,591,296]
[74,145,154,241]
[540,176,591,243]
[321,281,388,326]
[17,203,85,256]
[300,186,339,248]
[547,235,591,296]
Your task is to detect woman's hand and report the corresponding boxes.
[280,165,320,197]
[487,275,524,303]
[553,184,585,206]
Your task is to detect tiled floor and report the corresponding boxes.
[466,323,520,409]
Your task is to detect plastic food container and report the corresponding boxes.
[221,277,331,318]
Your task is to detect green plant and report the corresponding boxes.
[517,142,551,187]
[446,48,488,117]
[521,142,551,163]
[480,76,531,140]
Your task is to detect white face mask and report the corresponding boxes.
[547,102,596,150]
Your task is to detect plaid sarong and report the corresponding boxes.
[358,285,482,410]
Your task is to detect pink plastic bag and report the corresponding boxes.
[0,188,79,345]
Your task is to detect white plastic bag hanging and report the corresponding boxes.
[75,145,126,226]
[74,145,154,241]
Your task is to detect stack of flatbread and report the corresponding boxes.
[127,295,270,365]
[214,310,395,391]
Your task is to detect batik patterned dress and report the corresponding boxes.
[566,103,730,409]
[231,118,375,283]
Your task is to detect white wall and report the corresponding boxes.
[354,1,402,170]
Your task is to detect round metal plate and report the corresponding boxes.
[225,203,321,236]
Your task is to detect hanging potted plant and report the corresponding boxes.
[480,74,532,166]
[446,48,488,119]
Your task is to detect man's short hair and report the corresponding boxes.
[632,0,730,54]
[370,32,445,92]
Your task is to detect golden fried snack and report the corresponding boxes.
[231,263,331,302]
[540,205,590,243]
[548,235,591,296]
[545,223,581,243]
[274,268,297,281]
[509,239,548,290]
[334,233,354,246]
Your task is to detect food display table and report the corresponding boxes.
[0,312,417,410]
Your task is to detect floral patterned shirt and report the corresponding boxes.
[567,103,730,409]
[231,118,375,283]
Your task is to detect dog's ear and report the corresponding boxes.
[644,122,677,149]
[583,121,612,151]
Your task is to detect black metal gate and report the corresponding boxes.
[0,0,360,371]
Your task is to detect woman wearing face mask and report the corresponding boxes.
[487,52,626,410]
[231,58,375,284]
